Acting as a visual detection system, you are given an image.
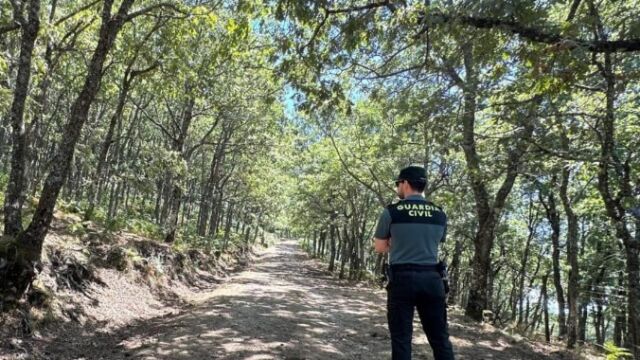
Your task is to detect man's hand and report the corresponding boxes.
[374,237,390,253]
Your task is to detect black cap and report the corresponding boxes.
[396,166,427,182]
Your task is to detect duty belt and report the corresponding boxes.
[388,262,450,295]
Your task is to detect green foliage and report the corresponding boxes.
[604,342,633,360]
[127,218,163,240]
[67,221,87,237]
[105,215,128,233]
[56,200,84,215]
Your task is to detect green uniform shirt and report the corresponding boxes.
[374,194,447,265]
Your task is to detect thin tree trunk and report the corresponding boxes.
[542,273,551,342]
[197,141,225,235]
[85,73,131,219]
[25,0,57,197]
[448,237,463,306]
[525,278,544,333]
[222,202,234,251]
[517,204,535,326]
[154,178,163,223]
[339,226,348,279]
[595,298,605,345]
[208,192,221,237]
[560,166,580,348]
[540,180,567,337]
[614,269,626,346]
[578,291,589,343]
[328,224,337,272]
[164,95,195,243]
[243,225,251,251]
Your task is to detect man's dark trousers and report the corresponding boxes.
[387,268,455,360]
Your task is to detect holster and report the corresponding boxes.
[436,261,450,294]
[380,262,390,289]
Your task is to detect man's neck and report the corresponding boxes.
[405,192,424,198]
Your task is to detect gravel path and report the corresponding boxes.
[35,240,564,359]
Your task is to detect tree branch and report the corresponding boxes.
[326,1,391,15]
[0,22,20,36]
[54,0,101,26]
[527,138,596,162]
[129,62,159,78]
[299,9,328,55]
[354,62,424,79]
[435,12,640,53]
[186,116,222,158]
[125,2,185,22]
[326,132,387,206]
[133,98,174,141]
[566,0,582,22]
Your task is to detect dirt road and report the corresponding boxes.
[38,240,563,359]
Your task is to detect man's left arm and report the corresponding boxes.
[440,211,448,243]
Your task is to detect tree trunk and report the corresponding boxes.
[560,167,580,348]
[540,181,567,338]
[85,24,158,220]
[25,0,57,198]
[448,237,463,305]
[339,226,348,279]
[243,225,251,250]
[623,241,640,352]
[209,191,222,237]
[595,49,640,356]
[164,95,195,243]
[542,273,551,343]
[252,214,262,244]
[222,202,234,251]
[328,225,337,272]
[197,141,225,236]
[456,42,534,321]
[595,298,605,345]
[614,269,626,346]
[85,70,132,220]
[319,230,327,258]
[526,287,543,334]
[578,292,589,343]
[509,279,518,322]
[517,207,535,327]
[106,180,117,220]
[347,231,357,280]
[467,219,496,320]
[3,0,41,237]
[154,178,163,223]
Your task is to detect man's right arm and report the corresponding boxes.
[374,238,390,253]
[373,208,392,253]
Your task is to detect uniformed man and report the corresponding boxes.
[374,165,455,360]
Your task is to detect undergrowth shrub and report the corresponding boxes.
[604,342,633,360]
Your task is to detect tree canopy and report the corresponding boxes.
[0,0,639,356]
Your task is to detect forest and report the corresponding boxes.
[1,0,639,359]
